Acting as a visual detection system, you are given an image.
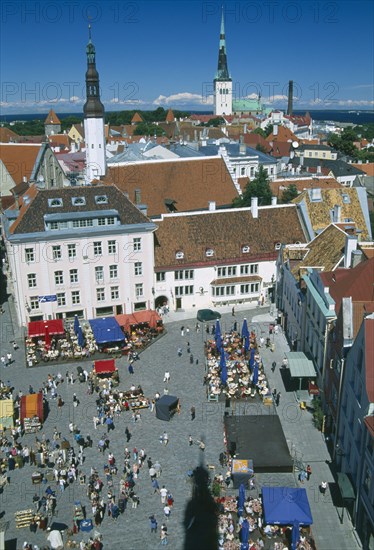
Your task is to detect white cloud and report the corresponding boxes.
[108,98,147,105]
[153,92,214,106]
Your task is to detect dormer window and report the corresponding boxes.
[95,195,108,204]
[242,245,250,253]
[48,198,63,207]
[342,194,350,204]
[72,196,86,206]
[205,248,214,257]
[274,242,281,250]
[175,251,184,260]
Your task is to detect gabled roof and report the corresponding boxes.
[6,184,151,236]
[44,109,61,125]
[268,141,292,158]
[154,204,306,268]
[293,187,371,240]
[48,134,70,148]
[270,177,341,198]
[291,157,366,178]
[298,224,347,272]
[352,163,374,177]
[0,127,20,143]
[0,143,42,183]
[320,258,374,314]
[131,112,143,123]
[166,108,175,123]
[104,158,239,217]
[244,133,271,153]
[266,126,298,142]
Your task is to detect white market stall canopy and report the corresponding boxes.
[285,352,316,379]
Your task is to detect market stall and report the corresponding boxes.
[92,359,119,386]
[89,317,126,353]
[261,486,313,525]
[115,309,164,350]
[155,395,179,421]
[231,459,254,489]
[20,392,44,432]
[0,399,14,431]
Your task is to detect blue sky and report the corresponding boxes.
[1,0,373,113]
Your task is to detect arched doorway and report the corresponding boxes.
[155,295,168,309]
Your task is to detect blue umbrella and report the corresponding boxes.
[253,362,259,385]
[220,348,227,385]
[74,314,79,336]
[249,348,255,371]
[77,325,85,348]
[241,318,250,351]
[215,319,222,350]
[240,518,250,550]
[291,520,300,550]
[238,483,246,516]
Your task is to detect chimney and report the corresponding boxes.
[333,204,341,223]
[208,201,216,211]
[239,135,246,154]
[287,80,293,116]
[243,124,247,133]
[351,249,363,268]
[317,165,321,174]
[251,197,258,219]
[273,125,278,137]
[344,235,358,268]
[23,176,27,183]
[271,196,277,206]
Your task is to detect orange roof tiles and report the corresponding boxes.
[0,143,41,184]
[352,163,374,177]
[44,109,61,125]
[104,158,239,217]
[266,126,298,143]
[166,109,175,123]
[0,127,20,143]
[131,112,143,123]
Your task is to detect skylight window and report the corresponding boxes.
[48,198,63,207]
[206,248,214,257]
[342,194,350,204]
[175,251,184,259]
[274,242,281,250]
[242,245,250,253]
[95,195,108,204]
[72,197,86,206]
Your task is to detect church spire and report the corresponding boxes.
[83,24,104,118]
[215,7,231,82]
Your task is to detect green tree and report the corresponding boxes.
[232,165,272,207]
[264,124,273,137]
[281,184,298,203]
[253,127,266,138]
[133,122,164,136]
[207,117,225,127]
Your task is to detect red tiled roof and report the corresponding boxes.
[244,133,271,153]
[352,163,374,177]
[131,112,143,123]
[44,109,61,125]
[320,258,374,314]
[266,126,298,143]
[0,143,41,183]
[48,134,70,147]
[0,127,20,143]
[166,109,175,123]
[270,177,341,198]
[365,317,374,402]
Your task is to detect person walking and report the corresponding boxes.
[125,426,131,442]
[160,525,168,545]
[149,514,158,533]
[128,364,134,375]
[160,486,168,504]
[6,352,12,366]
[232,306,235,317]
[163,372,170,383]
[306,464,312,480]
[275,392,281,407]
[189,353,194,364]
[189,435,193,446]
[180,326,184,337]
[320,480,328,496]
[0,356,6,368]
[163,432,169,446]
[163,504,171,520]
[177,347,182,357]
[271,361,276,372]
[190,406,196,421]
[152,478,160,494]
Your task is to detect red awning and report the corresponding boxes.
[115,314,138,332]
[94,359,116,374]
[28,319,65,338]
[116,310,162,330]
[20,392,44,423]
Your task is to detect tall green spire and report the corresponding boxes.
[215,7,231,82]
[84,24,104,118]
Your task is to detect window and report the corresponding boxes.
[69,269,78,283]
[57,292,66,307]
[27,274,37,288]
[217,266,237,277]
[135,283,143,298]
[25,248,35,263]
[212,286,235,296]
[71,290,80,304]
[95,195,108,204]
[156,272,165,282]
[48,198,63,207]
[98,217,106,226]
[174,270,194,280]
[67,244,76,259]
[54,271,63,285]
[93,242,102,256]
[52,245,61,260]
[111,286,119,300]
[108,240,117,254]
[274,242,281,250]
[240,283,259,294]
[73,219,93,228]
[96,288,105,302]
[95,266,104,283]
[175,251,184,259]
[133,237,141,252]
[72,197,86,206]
[242,245,250,254]
[134,262,143,276]
[30,296,39,310]
[206,248,214,257]
[240,264,258,275]
[175,285,194,296]
[50,222,59,230]
[109,265,118,279]
[241,167,245,176]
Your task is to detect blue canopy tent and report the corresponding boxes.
[220,348,228,385]
[240,518,250,550]
[74,314,80,336]
[215,320,222,352]
[238,483,245,516]
[77,325,85,348]
[241,318,250,352]
[262,487,313,526]
[89,317,126,346]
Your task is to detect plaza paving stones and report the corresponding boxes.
[0,300,361,550]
